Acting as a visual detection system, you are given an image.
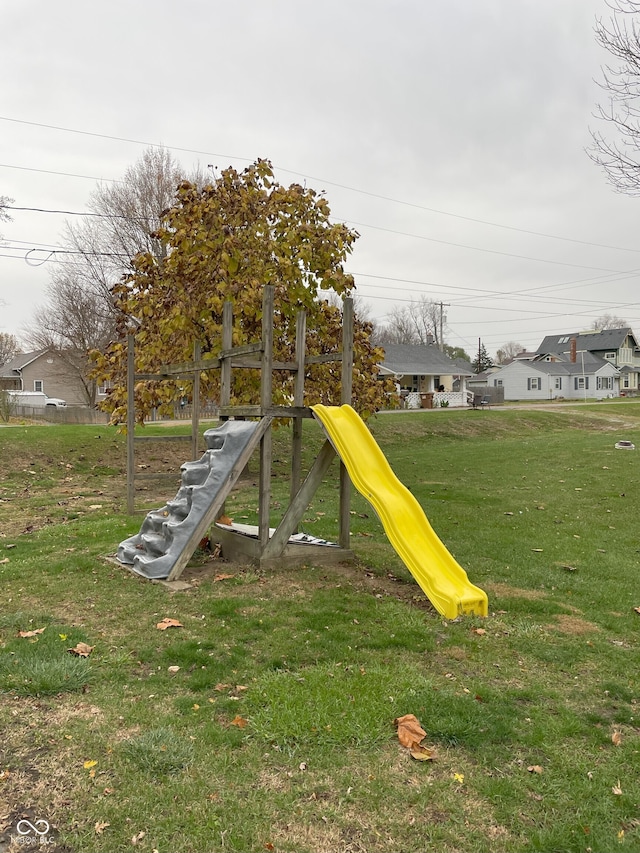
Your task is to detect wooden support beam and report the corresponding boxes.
[220,301,232,420]
[156,356,221,376]
[165,417,272,582]
[218,405,313,419]
[127,332,135,515]
[291,310,306,504]
[259,286,274,549]
[262,439,337,561]
[305,353,343,365]
[339,297,354,549]
[191,340,201,460]
[219,342,263,360]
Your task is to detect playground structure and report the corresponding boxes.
[117,286,488,619]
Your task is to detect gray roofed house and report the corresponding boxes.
[487,350,619,401]
[0,348,106,406]
[535,326,640,396]
[379,344,474,408]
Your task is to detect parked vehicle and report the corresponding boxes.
[6,391,67,408]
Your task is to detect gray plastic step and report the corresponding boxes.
[117,419,259,579]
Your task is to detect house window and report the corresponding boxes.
[494,379,502,387]
[527,377,541,390]
[559,336,570,344]
[624,376,630,388]
[98,384,110,396]
[575,376,589,390]
[597,376,613,390]
[604,352,616,361]
[555,377,562,390]
[34,380,43,393]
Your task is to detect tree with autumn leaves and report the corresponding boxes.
[91,159,394,422]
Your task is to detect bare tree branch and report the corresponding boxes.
[589,1,640,193]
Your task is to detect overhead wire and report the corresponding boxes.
[3,112,640,346]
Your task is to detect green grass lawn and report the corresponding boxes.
[1,404,639,852]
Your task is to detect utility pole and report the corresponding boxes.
[478,337,482,374]
[438,302,450,352]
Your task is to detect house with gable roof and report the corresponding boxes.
[0,349,106,406]
[487,328,633,401]
[378,343,474,407]
[535,327,640,395]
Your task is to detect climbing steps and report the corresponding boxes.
[117,419,268,580]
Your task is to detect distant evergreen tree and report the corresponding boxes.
[471,342,493,374]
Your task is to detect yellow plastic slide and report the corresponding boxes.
[312,404,488,619]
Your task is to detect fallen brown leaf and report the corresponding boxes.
[230,715,248,729]
[17,628,45,638]
[613,781,623,795]
[394,714,427,748]
[156,618,183,630]
[527,765,544,774]
[68,642,94,657]
[409,742,436,761]
[612,730,622,747]
[214,573,234,582]
[95,822,110,835]
[472,627,486,636]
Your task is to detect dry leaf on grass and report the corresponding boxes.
[131,830,146,845]
[95,822,110,834]
[527,765,544,774]
[394,713,436,761]
[156,618,183,630]
[410,742,436,761]
[214,573,234,582]
[394,714,426,748]
[17,627,45,638]
[230,715,248,729]
[612,730,622,747]
[68,642,94,657]
[612,781,623,795]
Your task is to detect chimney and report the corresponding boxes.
[570,337,577,363]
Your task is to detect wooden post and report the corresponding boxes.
[126,331,135,515]
[258,286,274,548]
[221,301,232,413]
[263,440,337,561]
[291,310,306,505]
[191,340,201,461]
[339,297,354,549]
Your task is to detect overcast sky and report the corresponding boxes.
[2,0,639,359]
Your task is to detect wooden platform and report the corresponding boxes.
[211,523,354,569]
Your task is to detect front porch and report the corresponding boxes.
[404,390,473,409]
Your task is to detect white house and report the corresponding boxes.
[379,344,474,407]
[488,355,619,401]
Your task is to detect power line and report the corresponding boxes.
[6,204,150,221]
[343,219,624,274]
[0,163,125,184]
[2,113,640,256]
